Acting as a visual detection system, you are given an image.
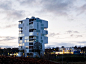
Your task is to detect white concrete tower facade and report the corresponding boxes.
[18,17,48,57]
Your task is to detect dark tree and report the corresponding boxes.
[33,42,42,56]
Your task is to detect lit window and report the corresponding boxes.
[25,40,26,42]
[25,46,29,49]
[20,40,22,43]
[19,44,22,46]
[29,40,34,42]
[25,36,29,39]
[23,43,24,46]
[27,40,29,42]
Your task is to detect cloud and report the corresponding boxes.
[48,32,60,37]
[70,34,83,38]
[1,10,25,20]
[66,30,79,34]
[76,35,82,37]
[0,24,17,29]
[4,24,17,28]
[0,36,17,41]
[73,31,79,33]
[78,41,86,43]
[0,1,25,21]
[0,0,12,10]
[18,0,36,5]
[0,36,18,48]
[40,0,75,16]
[80,4,86,13]
[45,44,56,48]
[66,30,72,33]
[0,45,18,48]
[57,42,74,47]
[76,3,86,15]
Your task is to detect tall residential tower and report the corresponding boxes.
[18,17,48,57]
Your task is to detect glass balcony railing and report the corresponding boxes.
[19,34,24,37]
[29,24,33,29]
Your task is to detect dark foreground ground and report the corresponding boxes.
[0,56,60,64]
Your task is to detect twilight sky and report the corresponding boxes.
[0,0,86,48]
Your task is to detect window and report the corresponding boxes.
[25,40,26,43]
[29,43,33,45]
[41,34,44,36]
[36,40,38,42]
[19,44,22,46]
[29,40,34,42]
[20,37,22,40]
[19,31,22,33]
[36,30,40,32]
[19,27,23,30]
[29,46,33,49]
[27,53,33,55]
[41,40,43,42]
[23,43,24,46]
[19,34,24,37]
[25,46,29,49]
[27,40,29,42]
[36,36,38,39]
[41,24,44,26]
[25,36,29,39]
[34,30,36,32]
[40,20,42,23]
[37,23,39,29]
[29,50,32,52]
[20,40,22,43]
[29,19,36,22]
[19,21,23,24]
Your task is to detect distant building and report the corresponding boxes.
[18,17,48,57]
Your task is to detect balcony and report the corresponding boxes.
[29,43,33,46]
[25,49,29,53]
[29,32,37,36]
[29,24,33,29]
[42,21,48,28]
[29,46,33,50]
[19,34,24,37]
[19,23,23,28]
[29,36,36,40]
[44,37,48,44]
[19,21,23,24]
[19,46,23,50]
[43,30,48,35]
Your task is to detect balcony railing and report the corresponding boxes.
[19,34,24,37]
[29,32,37,36]
[29,24,33,29]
